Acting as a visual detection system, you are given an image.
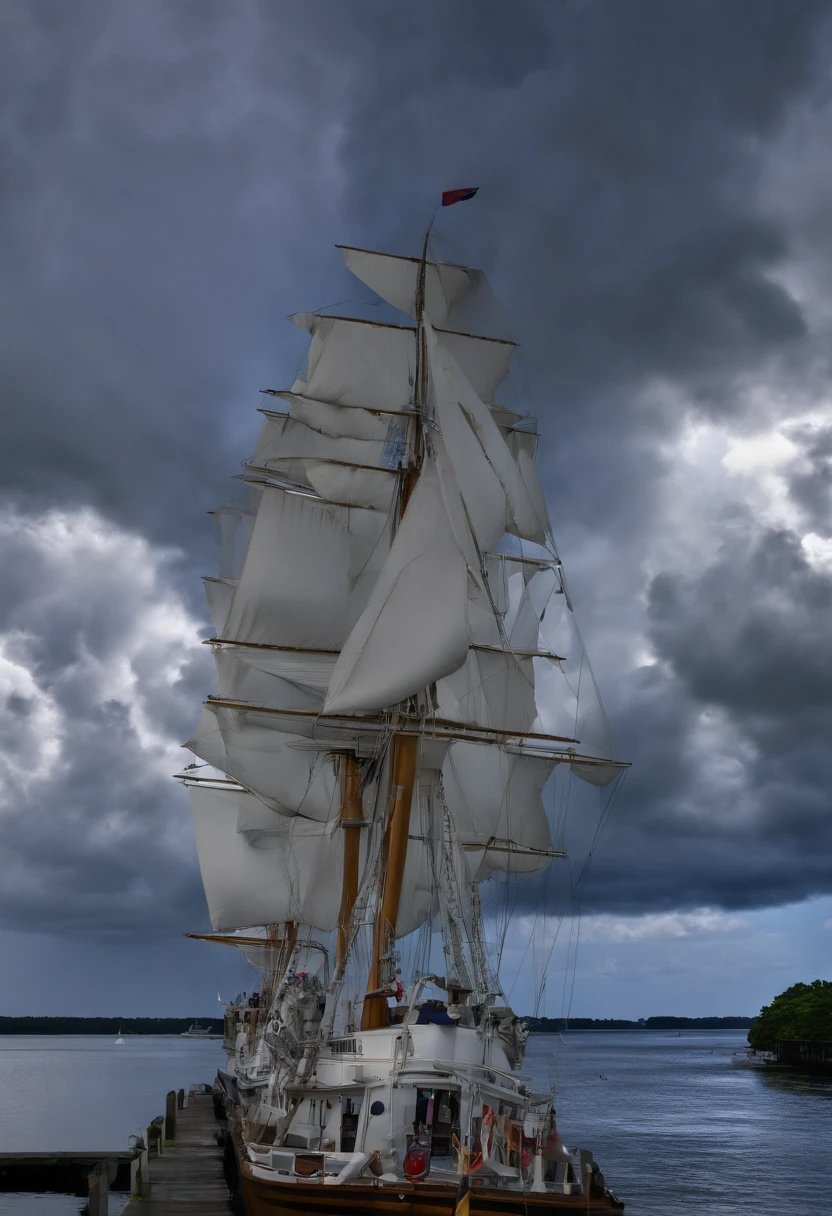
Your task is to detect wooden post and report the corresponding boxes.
[130,1132,151,1198]
[150,1115,165,1155]
[87,1160,108,1216]
[177,1087,185,1110]
[165,1090,177,1141]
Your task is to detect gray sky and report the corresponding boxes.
[2,0,832,1018]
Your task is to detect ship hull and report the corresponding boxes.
[240,1161,623,1215]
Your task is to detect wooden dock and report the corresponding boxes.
[125,1088,232,1213]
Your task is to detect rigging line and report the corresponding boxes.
[532,852,561,1018]
[565,911,582,1023]
[559,886,579,1022]
[505,803,561,1005]
[555,771,627,1021]
[495,874,520,972]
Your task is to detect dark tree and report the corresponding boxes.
[748,981,832,1050]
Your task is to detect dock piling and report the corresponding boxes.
[129,1132,151,1198]
[149,1114,165,1155]
[165,1090,177,1142]
[177,1087,185,1110]
[86,1160,108,1216]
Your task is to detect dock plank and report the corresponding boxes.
[126,1090,231,1213]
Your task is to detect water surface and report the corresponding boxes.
[525,1030,832,1214]
[2,1031,831,1214]
[0,1034,222,1214]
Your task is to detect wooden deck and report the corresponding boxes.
[126,1089,232,1213]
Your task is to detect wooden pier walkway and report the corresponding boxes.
[126,1089,231,1213]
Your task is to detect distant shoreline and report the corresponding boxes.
[0,1017,224,1035]
[0,1014,753,1035]
[526,1016,755,1031]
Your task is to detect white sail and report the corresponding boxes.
[203,577,236,636]
[291,313,515,407]
[210,504,252,580]
[339,246,509,341]
[397,776,440,937]
[223,486,355,650]
[442,745,555,881]
[189,783,344,931]
[427,324,552,545]
[270,392,409,444]
[323,455,470,716]
[250,410,401,508]
[339,247,473,325]
[187,704,339,821]
[434,650,537,735]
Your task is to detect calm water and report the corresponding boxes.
[0,1034,223,1214]
[2,1031,831,1214]
[525,1030,832,1214]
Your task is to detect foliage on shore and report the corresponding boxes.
[748,981,832,1050]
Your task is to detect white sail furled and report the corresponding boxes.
[291,313,515,407]
[323,455,470,716]
[189,783,345,931]
[442,745,556,882]
[186,704,339,821]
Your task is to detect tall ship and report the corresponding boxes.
[179,225,628,1213]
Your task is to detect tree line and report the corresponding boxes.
[0,1017,223,1035]
[525,1016,755,1031]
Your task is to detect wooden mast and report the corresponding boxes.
[335,752,364,972]
[360,219,433,1033]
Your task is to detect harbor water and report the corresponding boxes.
[2,1030,832,1214]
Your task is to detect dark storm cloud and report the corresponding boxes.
[2,0,832,940]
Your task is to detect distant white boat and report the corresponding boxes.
[114,1027,126,1045]
[181,1022,221,1039]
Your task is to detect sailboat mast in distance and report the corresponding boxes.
[178,222,629,1214]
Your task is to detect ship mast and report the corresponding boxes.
[360,219,433,1032]
[334,752,364,972]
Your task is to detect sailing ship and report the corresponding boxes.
[178,228,628,1213]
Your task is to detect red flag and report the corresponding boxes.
[442,187,479,207]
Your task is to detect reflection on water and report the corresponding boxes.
[525,1030,832,1215]
[1,1031,831,1214]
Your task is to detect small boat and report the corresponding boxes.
[114,1028,125,1045]
[181,1023,222,1039]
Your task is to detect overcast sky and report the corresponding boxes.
[2,0,832,1019]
